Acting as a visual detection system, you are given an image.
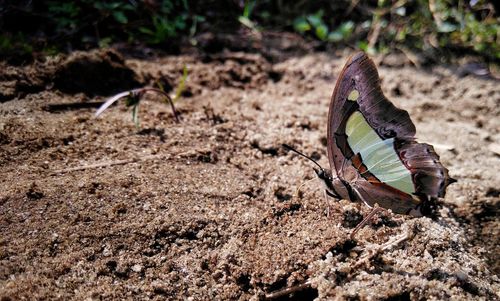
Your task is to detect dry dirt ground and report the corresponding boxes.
[0,46,499,300]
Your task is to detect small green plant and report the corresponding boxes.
[92,1,134,24]
[173,65,188,103]
[139,14,187,44]
[94,66,189,127]
[238,0,258,31]
[188,15,206,45]
[137,0,190,44]
[95,88,179,128]
[293,11,354,42]
[46,1,81,32]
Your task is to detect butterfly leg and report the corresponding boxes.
[350,206,384,239]
[324,189,342,218]
[324,190,331,217]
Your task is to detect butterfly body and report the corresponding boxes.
[320,52,455,217]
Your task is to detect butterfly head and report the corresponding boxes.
[314,167,346,199]
[313,167,331,183]
[283,144,345,200]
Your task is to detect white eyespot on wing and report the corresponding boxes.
[347,90,360,101]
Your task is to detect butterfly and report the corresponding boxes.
[285,52,456,237]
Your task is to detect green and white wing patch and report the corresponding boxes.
[345,111,415,195]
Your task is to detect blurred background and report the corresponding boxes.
[1,0,499,64]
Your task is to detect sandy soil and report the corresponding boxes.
[0,46,499,300]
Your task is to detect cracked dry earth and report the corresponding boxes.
[0,48,499,300]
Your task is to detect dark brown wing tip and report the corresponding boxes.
[346,51,368,66]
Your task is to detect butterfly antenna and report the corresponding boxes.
[282,144,324,170]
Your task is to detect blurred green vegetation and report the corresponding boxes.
[0,0,498,61]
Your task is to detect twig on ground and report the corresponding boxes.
[50,155,163,175]
[264,280,312,300]
[353,229,412,269]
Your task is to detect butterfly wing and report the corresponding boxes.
[327,52,454,215]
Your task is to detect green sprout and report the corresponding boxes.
[173,65,188,103]
[293,11,354,42]
[95,88,180,128]
[95,66,190,127]
[238,0,259,32]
